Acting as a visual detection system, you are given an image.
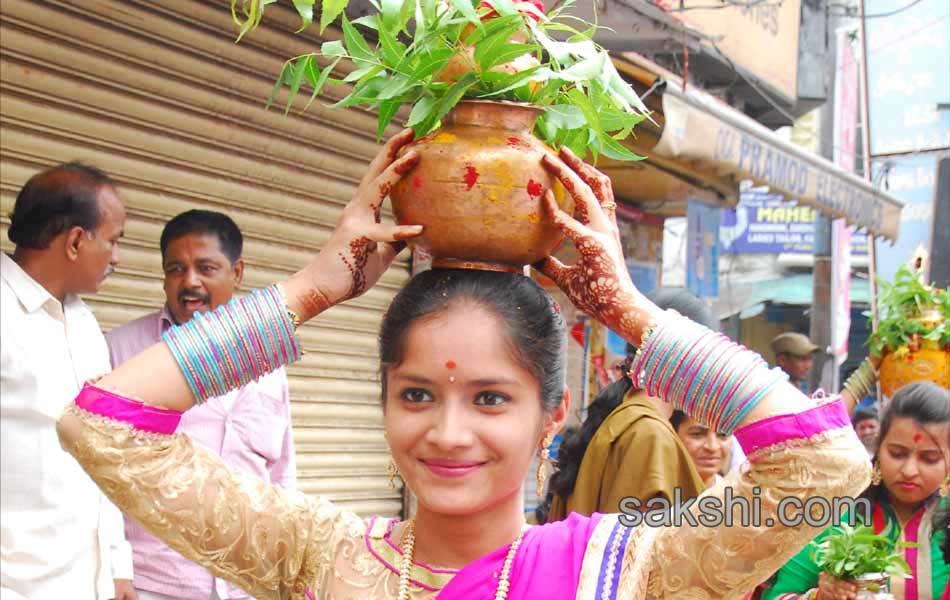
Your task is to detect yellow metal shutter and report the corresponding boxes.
[0,0,404,517]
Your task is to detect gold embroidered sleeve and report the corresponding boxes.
[644,422,871,599]
[56,406,366,600]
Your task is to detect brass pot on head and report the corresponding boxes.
[390,100,574,272]
[879,308,950,397]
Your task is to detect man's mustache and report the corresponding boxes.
[179,292,210,304]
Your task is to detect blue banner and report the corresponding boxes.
[687,199,720,298]
[720,191,869,254]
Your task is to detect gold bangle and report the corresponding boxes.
[276,283,302,331]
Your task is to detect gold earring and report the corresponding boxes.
[870,464,882,486]
[940,474,949,497]
[536,433,554,497]
[387,459,400,489]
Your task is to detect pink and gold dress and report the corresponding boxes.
[57,385,870,600]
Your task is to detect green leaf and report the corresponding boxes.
[352,14,379,29]
[544,104,586,129]
[321,40,346,57]
[447,0,481,24]
[472,24,522,70]
[284,57,310,113]
[485,0,519,16]
[478,42,535,70]
[414,0,439,40]
[266,60,292,110]
[414,0,429,41]
[231,0,264,42]
[379,23,408,66]
[399,0,415,34]
[303,56,340,111]
[557,53,608,82]
[431,72,477,124]
[341,14,374,61]
[376,73,413,100]
[380,0,403,31]
[407,95,438,129]
[603,57,651,116]
[291,0,315,30]
[320,0,349,33]
[527,20,596,65]
[331,74,388,108]
[559,126,590,159]
[343,62,384,83]
[465,13,522,44]
[566,88,601,129]
[600,108,646,132]
[376,99,401,141]
[541,22,587,36]
[476,67,540,97]
[410,48,455,80]
[303,55,322,88]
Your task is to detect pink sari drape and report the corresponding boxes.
[436,512,604,600]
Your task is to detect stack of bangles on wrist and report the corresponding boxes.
[629,311,789,436]
[842,357,877,400]
[162,285,302,404]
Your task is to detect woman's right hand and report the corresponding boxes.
[816,572,858,600]
[283,129,423,321]
[534,147,660,345]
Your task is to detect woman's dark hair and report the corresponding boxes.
[378,269,565,412]
[8,162,114,249]
[669,410,689,432]
[536,287,718,523]
[863,381,950,508]
[160,209,244,264]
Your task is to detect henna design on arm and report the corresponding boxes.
[293,288,332,321]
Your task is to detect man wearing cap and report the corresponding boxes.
[770,332,819,393]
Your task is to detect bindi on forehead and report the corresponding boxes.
[445,360,457,370]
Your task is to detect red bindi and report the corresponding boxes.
[445,360,457,370]
[913,433,922,444]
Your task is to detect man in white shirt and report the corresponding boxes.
[1,163,136,600]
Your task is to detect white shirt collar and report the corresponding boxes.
[1,252,60,313]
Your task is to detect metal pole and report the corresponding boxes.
[857,0,881,406]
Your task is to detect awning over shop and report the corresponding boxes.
[652,85,903,240]
[715,273,871,319]
[605,52,902,240]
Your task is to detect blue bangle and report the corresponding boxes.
[164,333,204,403]
[721,368,788,434]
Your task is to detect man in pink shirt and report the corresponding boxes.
[106,210,296,600]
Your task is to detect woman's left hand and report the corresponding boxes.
[285,129,423,321]
[533,147,659,345]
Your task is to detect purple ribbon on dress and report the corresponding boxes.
[75,384,183,434]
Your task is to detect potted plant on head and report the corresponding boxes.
[231,0,651,270]
[867,251,950,398]
[811,522,915,600]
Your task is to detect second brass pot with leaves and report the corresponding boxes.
[868,264,949,397]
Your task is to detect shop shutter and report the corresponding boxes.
[0,0,406,517]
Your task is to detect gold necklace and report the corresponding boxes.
[396,519,528,600]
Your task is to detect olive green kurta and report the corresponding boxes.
[549,390,705,521]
